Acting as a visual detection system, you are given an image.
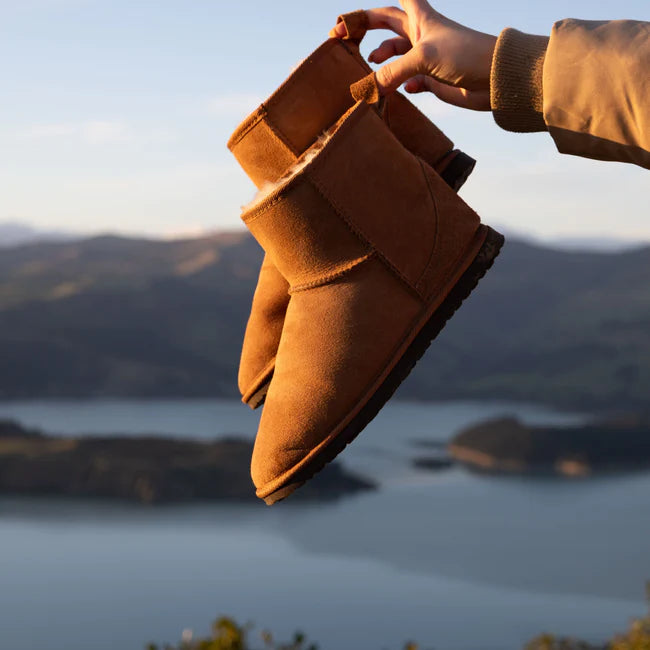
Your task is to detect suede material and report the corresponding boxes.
[414,160,482,300]
[237,256,288,399]
[229,34,474,405]
[386,92,454,167]
[330,10,370,43]
[308,103,438,294]
[243,178,370,287]
[229,113,296,189]
[267,42,368,155]
[350,72,382,106]
[228,39,460,188]
[240,102,489,496]
[251,258,422,491]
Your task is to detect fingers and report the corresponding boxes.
[375,47,423,95]
[404,75,491,111]
[363,7,411,40]
[368,37,412,64]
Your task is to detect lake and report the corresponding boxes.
[0,398,648,650]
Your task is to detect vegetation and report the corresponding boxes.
[1,234,649,409]
[152,590,650,650]
[526,585,650,650]
[145,616,417,650]
[525,614,650,650]
[145,617,319,650]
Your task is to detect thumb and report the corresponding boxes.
[375,47,422,95]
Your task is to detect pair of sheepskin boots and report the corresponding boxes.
[228,11,504,505]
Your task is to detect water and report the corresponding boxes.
[0,399,648,650]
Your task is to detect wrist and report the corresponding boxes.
[479,35,497,89]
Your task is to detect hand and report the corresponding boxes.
[332,0,497,110]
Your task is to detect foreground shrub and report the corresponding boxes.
[148,585,650,650]
[526,584,650,650]
[146,616,318,650]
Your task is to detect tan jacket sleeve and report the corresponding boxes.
[490,19,650,169]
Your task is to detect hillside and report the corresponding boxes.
[0,232,649,409]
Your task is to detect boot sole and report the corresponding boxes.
[242,369,275,409]
[246,389,268,410]
[261,225,505,505]
[242,153,479,411]
[440,151,476,192]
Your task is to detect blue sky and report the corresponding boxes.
[1,0,648,242]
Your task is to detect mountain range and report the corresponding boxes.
[0,230,648,410]
[0,222,75,248]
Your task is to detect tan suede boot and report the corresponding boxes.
[228,11,476,409]
[240,100,504,504]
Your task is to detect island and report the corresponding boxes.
[0,419,374,504]
[448,416,650,476]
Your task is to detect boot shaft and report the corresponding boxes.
[227,13,463,189]
[241,102,481,302]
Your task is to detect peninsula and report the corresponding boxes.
[449,416,650,476]
[0,420,374,504]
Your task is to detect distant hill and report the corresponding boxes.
[0,221,76,248]
[0,231,648,410]
[449,415,650,475]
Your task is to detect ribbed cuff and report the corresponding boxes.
[490,28,549,133]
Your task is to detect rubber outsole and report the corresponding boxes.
[262,226,505,505]
[245,383,271,410]
[241,154,478,411]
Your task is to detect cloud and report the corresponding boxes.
[21,120,130,144]
[25,124,77,138]
[80,121,129,144]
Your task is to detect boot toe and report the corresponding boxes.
[250,258,422,499]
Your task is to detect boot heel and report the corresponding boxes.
[439,150,477,191]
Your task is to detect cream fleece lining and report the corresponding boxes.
[243,128,335,211]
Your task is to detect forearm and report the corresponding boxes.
[490,20,650,169]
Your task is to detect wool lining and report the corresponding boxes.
[243,128,335,211]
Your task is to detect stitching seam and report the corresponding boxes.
[266,41,366,155]
[228,107,267,147]
[242,193,286,223]
[303,110,420,294]
[264,116,301,157]
[289,253,376,293]
[414,158,440,295]
[305,171,418,294]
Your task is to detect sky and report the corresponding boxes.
[0,0,648,243]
